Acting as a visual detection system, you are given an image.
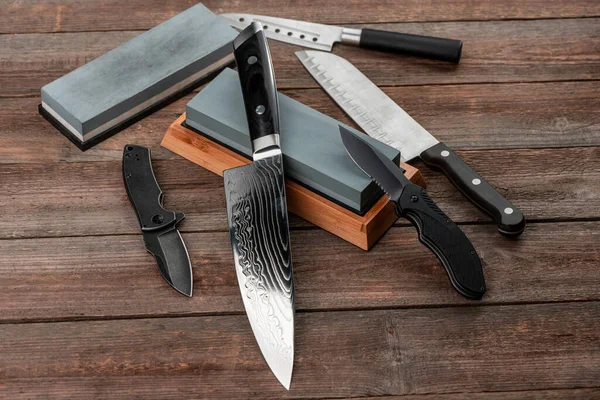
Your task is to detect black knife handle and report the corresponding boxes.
[122,144,179,231]
[396,183,486,299]
[359,29,462,63]
[420,142,525,236]
[233,22,280,146]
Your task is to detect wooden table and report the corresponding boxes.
[1,1,599,398]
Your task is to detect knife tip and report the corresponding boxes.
[173,286,193,297]
[275,367,293,390]
[168,279,193,297]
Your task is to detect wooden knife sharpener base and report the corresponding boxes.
[162,113,426,250]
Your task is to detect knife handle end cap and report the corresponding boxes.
[233,21,263,49]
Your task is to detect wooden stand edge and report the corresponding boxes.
[161,113,426,250]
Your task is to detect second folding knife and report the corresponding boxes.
[123,144,193,297]
[339,127,486,299]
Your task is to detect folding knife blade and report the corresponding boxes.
[123,144,193,297]
[221,13,344,51]
[339,125,408,201]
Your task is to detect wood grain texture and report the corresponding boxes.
[2,18,599,97]
[332,388,600,400]
[1,302,598,398]
[0,222,598,321]
[2,0,600,34]
[1,146,597,240]
[2,1,600,398]
[2,80,599,165]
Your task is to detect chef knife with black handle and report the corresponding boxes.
[223,22,295,390]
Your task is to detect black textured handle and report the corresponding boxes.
[396,184,486,299]
[122,144,178,231]
[233,22,280,143]
[359,28,462,63]
[420,143,525,236]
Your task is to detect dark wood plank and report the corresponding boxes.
[1,221,599,321]
[3,0,600,34]
[1,146,598,239]
[0,95,184,164]
[1,302,598,398]
[2,18,599,96]
[332,388,600,400]
[1,80,599,165]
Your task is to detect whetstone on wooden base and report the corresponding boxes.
[162,114,426,250]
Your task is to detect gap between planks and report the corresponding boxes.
[316,387,600,400]
[1,298,598,326]
[0,217,598,242]
[2,78,600,100]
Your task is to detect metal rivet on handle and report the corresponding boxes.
[247,56,257,65]
[255,105,265,115]
[441,150,450,157]
[504,207,514,215]
[472,178,481,185]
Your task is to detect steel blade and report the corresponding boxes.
[143,219,193,297]
[222,13,342,51]
[339,126,408,202]
[224,153,294,389]
[297,50,439,161]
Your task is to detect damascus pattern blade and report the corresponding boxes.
[224,153,294,389]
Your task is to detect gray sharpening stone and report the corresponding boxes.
[185,68,401,214]
[40,3,237,150]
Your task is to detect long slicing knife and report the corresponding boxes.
[297,50,526,236]
[340,127,486,299]
[123,144,193,297]
[222,13,463,63]
[224,22,294,390]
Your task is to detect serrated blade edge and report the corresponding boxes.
[339,126,407,202]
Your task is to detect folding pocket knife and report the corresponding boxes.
[123,144,193,297]
[339,127,486,299]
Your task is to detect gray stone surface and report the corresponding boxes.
[186,68,401,214]
[41,3,237,142]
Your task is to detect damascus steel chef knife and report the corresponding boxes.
[222,13,462,62]
[297,50,525,236]
[123,144,193,297]
[340,127,486,299]
[224,22,294,390]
